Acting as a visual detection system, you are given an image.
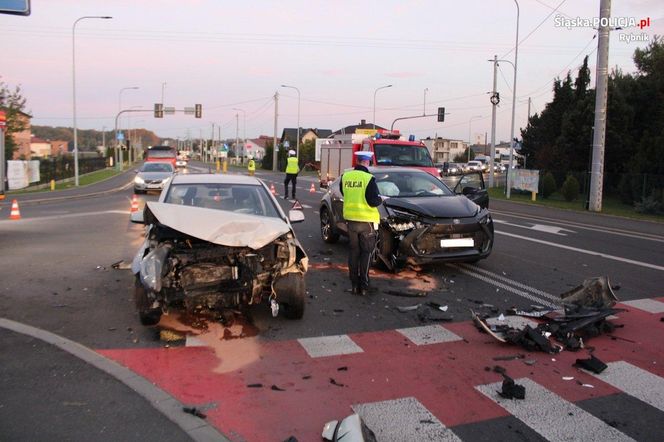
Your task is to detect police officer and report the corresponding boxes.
[247,155,256,176]
[284,149,299,199]
[341,151,382,296]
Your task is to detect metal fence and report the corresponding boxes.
[37,157,108,185]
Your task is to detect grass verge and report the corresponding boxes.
[8,167,126,194]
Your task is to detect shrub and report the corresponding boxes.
[540,172,557,199]
[634,195,663,215]
[561,175,580,202]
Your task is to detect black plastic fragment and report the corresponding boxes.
[247,383,263,388]
[498,375,525,400]
[183,407,207,419]
[271,385,286,391]
[574,354,608,374]
[283,437,298,442]
[329,378,345,387]
[337,366,348,371]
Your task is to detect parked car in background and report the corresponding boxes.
[133,162,175,194]
[319,168,493,271]
[465,160,483,172]
[435,162,449,177]
[130,174,308,325]
[447,163,464,176]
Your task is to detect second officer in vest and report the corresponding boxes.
[284,150,299,199]
[341,151,382,296]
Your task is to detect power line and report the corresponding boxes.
[501,0,568,59]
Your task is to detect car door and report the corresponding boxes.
[329,179,348,235]
[453,171,489,209]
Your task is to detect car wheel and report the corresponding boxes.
[134,275,162,326]
[320,207,340,243]
[372,227,393,270]
[274,273,305,319]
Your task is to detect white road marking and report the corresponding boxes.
[185,336,207,347]
[621,298,664,314]
[0,210,128,223]
[492,209,664,243]
[352,397,461,442]
[454,263,559,302]
[396,325,462,346]
[301,203,312,209]
[476,378,635,441]
[590,361,664,412]
[496,230,664,272]
[493,219,576,236]
[297,334,364,358]
[450,264,559,308]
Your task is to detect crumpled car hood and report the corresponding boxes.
[384,195,478,219]
[146,202,292,249]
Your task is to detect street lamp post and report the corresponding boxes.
[468,115,482,162]
[72,15,112,186]
[232,108,246,160]
[423,88,429,116]
[506,0,520,199]
[161,82,167,104]
[117,86,139,167]
[373,84,392,130]
[280,85,300,158]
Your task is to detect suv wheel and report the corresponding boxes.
[320,207,339,243]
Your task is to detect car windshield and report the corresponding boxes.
[141,163,174,173]
[374,170,454,197]
[163,183,281,218]
[374,144,434,167]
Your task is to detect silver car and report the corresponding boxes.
[134,162,175,194]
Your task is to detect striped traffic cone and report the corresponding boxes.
[270,183,276,195]
[9,199,21,220]
[130,194,139,213]
[309,183,316,193]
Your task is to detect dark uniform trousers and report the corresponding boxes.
[284,174,297,198]
[347,220,377,290]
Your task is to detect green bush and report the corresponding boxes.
[561,175,580,202]
[634,195,663,215]
[540,172,557,199]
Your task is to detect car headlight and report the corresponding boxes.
[134,176,145,185]
[479,213,492,225]
[389,221,416,232]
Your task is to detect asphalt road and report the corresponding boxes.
[1,163,663,441]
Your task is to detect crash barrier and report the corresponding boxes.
[37,156,107,185]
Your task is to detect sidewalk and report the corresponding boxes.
[0,319,228,442]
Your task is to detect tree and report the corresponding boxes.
[0,78,29,160]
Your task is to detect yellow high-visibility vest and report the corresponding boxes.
[286,157,299,174]
[342,170,380,223]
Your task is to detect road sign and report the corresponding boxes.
[283,141,290,148]
[116,132,125,141]
[184,107,195,115]
[164,107,175,115]
[0,0,30,16]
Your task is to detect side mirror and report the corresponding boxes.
[130,210,145,224]
[288,210,305,224]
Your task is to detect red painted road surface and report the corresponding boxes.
[99,299,664,441]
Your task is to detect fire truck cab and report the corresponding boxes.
[319,129,437,187]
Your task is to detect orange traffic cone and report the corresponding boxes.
[130,194,140,213]
[309,183,316,193]
[9,199,21,220]
[270,183,276,195]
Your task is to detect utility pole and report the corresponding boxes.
[102,126,106,154]
[235,113,240,164]
[527,97,532,120]
[272,91,279,172]
[506,0,520,199]
[211,123,215,159]
[489,54,498,188]
[589,0,611,212]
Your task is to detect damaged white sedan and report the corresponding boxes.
[131,174,308,325]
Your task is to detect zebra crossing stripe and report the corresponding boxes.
[590,361,664,412]
[396,325,462,346]
[621,298,664,314]
[352,397,461,442]
[476,378,635,441]
[297,334,364,358]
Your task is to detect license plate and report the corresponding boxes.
[147,184,162,189]
[440,238,474,248]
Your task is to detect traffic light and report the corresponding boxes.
[195,104,202,118]
[437,107,445,122]
[154,103,163,118]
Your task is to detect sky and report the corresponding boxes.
[1,0,663,145]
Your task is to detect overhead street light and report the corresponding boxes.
[373,84,392,130]
[72,15,112,186]
[507,0,520,199]
[233,108,246,160]
[423,88,429,116]
[280,85,300,158]
[161,82,167,104]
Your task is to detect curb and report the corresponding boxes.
[0,318,231,442]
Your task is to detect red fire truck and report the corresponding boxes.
[318,129,438,187]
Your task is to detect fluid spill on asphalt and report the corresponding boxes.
[309,262,438,292]
[157,311,261,374]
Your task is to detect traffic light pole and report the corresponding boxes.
[390,108,446,131]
